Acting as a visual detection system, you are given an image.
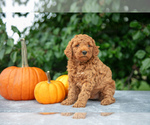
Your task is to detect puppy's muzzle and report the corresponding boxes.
[82,51,87,55]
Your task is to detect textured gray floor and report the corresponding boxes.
[0,90,150,125]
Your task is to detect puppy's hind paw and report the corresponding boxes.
[101,97,115,105]
[61,99,74,105]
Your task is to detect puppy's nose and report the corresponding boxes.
[82,51,87,55]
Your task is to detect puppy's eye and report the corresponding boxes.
[88,45,91,47]
[76,44,79,47]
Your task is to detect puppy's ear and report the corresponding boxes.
[92,40,99,57]
[93,46,99,57]
[64,41,73,59]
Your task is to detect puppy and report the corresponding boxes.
[61,34,115,108]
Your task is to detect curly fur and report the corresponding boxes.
[61,34,115,108]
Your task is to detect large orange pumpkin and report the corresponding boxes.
[0,38,47,100]
[56,75,69,94]
[34,71,66,104]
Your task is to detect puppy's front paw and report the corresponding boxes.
[73,101,86,108]
[61,99,74,105]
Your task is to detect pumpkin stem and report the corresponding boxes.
[46,71,51,83]
[21,38,29,67]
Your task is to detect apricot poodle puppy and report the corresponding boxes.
[61,34,115,108]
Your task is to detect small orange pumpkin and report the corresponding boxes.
[34,71,66,104]
[56,75,69,94]
[0,39,47,100]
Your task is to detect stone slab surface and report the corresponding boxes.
[0,112,150,125]
[0,90,150,125]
